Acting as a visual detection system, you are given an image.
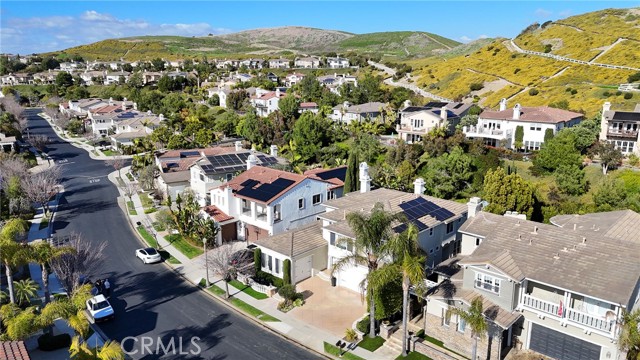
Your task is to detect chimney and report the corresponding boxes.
[159,114,164,121]
[602,101,611,113]
[270,144,278,157]
[440,106,448,122]
[109,97,113,105]
[133,102,138,110]
[276,88,281,97]
[467,197,482,218]
[499,98,507,111]
[513,104,521,120]
[247,154,258,170]
[413,178,425,195]
[359,162,371,193]
[235,141,243,152]
[532,226,538,234]
[403,99,412,109]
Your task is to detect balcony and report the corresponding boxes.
[242,207,252,217]
[566,308,614,333]
[257,212,267,221]
[396,123,426,133]
[607,129,638,139]
[463,126,511,140]
[522,294,561,318]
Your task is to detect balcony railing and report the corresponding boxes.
[241,207,251,216]
[607,130,638,139]
[521,294,561,317]
[566,308,614,333]
[257,212,267,221]
[463,126,510,138]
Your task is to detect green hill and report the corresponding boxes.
[337,31,461,58]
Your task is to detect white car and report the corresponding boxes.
[136,247,162,264]
[86,295,114,322]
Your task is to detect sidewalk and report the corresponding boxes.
[110,166,395,360]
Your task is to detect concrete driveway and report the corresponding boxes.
[289,276,366,337]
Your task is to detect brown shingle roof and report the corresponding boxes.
[480,106,583,124]
[203,205,234,223]
[0,341,30,360]
[458,211,640,305]
[551,210,640,243]
[252,222,326,258]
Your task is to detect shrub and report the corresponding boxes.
[278,284,297,301]
[514,68,521,74]
[469,83,484,91]
[616,91,623,96]
[253,248,261,275]
[624,93,633,100]
[603,91,611,97]
[528,88,539,96]
[293,298,305,307]
[38,333,71,351]
[283,259,291,285]
[356,316,370,334]
[629,154,640,167]
[345,328,358,342]
[565,87,573,92]
[571,89,578,95]
[544,44,553,53]
[254,270,283,288]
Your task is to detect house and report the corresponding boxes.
[268,58,290,69]
[330,102,387,124]
[110,113,163,150]
[299,102,319,114]
[59,62,81,72]
[284,73,305,87]
[294,57,320,69]
[421,204,640,360]
[266,72,278,83]
[599,101,640,155]
[142,71,163,85]
[0,132,17,152]
[105,71,130,85]
[32,70,60,85]
[209,164,345,241]
[208,87,231,108]
[250,88,287,117]
[303,166,347,200]
[319,165,468,292]
[189,142,283,205]
[156,149,205,199]
[233,73,253,83]
[327,57,350,69]
[240,58,264,69]
[0,73,33,85]
[0,340,31,360]
[397,101,473,143]
[317,73,358,95]
[463,98,583,150]
[79,70,106,85]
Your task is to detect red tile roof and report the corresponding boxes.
[299,102,318,108]
[92,105,121,114]
[481,106,583,124]
[222,166,306,204]
[203,205,234,223]
[0,341,30,360]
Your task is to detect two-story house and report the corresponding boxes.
[105,71,130,85]
[250,88,287,117]
[268,58,290,69]
[463,98,583,150]
[317,73,358,95]
[284,73,305,87]
[240,58,264,69]
[422,203,640,360]
[319,164,468,292]
[109,113,163,150]
[599,101,640,155]
[397,101,473,143]
[327,57,350,69]
[330,102,387,124]
[294,57,321,68]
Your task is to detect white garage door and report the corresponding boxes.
[295,255,312,283]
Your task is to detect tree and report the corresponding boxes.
[0,303,39,340]
[69,336,125,360]
[483,167,536,218]
[555,164,587,196]
[128,71,143,89]
[29,241,75,305]
[151,57,166,72]
[449,296,488,360]
[292,112,329,163]
[227,90,249,111]
[544,128,555,142]
[106,155,125,178]
[593,179,627,211]
[55,72,74,91]
[369,224,425,356]
[205,243,242,298]
[138,165,156,191]
[28,134,50,153]
[514,125,524,150]
[283,259,291,285]
[343,151,359,193]
[13,279,39,307]
[0,219,29,303]
[618,308,640,360]
[421,146,474,199]
[157,75,175,93]
[278,94,299,120]
[531,131,582,175]
[50,233,107,293]
[331,203,405,339]
[21,165,60,220]
[591,141,623,175]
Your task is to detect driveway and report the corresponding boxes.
[289,276,366,337]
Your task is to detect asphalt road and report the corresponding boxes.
[25,108,321,360]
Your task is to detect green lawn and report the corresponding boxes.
[127,201,137,215]
[229,279,268,300]
[126,172,135,181]
[358,336,385,352]
[165,234,203,259]
[323,342,365,360]
[201,281,279,322]
[102,149,118,156]
[136,226,181,264]
[39,217,49,230]
[139,193,154,208]
[396,352,433,360]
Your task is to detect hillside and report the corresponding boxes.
[50,26,460,61]
[411,8,640,117]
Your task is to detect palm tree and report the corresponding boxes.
[39,284,93,337]
[618,308,640,360]
[0,303,40,340]
[29,241,76,305]
[331,202,404,339]
[69,336,125,360]
[449,296,488,360]
[13,279,39,307]
[0,219,30,303]
[369,224,425,356]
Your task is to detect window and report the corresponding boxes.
[457,317,466,333]
[446,222,454,234]
[199,173,205,182]
[226,173,233,181]
[435,246,440,251]
[327,190,335,200]
[298,198,305,209]
[330,232,336,246]
[454,240,461,255]
[273,204,281,222]
[268,255,273,271]
[476,238,481,246]
[429,228,433,236]
[312,194,321,205]
[261,253,266,267]
[275,259,280,274]
[443,308,451,327]
[475,272,500,294]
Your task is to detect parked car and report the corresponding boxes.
[86,295,114,322]
[229,248,254,268]
[136,247,162,264]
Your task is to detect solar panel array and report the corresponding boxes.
[236,178,295,202]
[312,167,347,182]
[199,152,277,175]
[424,101,449,108]
[398,197,455,231]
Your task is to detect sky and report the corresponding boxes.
[1,1,638,54]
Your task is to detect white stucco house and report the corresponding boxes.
[330,102,387,124]
[397,101,473,143]
[250,88,287,117]
[326,57,350,69]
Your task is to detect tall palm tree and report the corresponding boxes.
[331,202,404,338]
[618,308,640,360]
[39,284,93,337]
[29,241,76,305]
[0,303,40,340]
[0,219,29,303]
[13,279,39,307]
[449,296,488,360]
[370,224,425,357]
[69,336,125,360]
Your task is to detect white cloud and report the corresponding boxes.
[0,10,232,54]
[558,9,573,17]
[534,8,553,17]
[460,36,472,42]
[460,34,489,43]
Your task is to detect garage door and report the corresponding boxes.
[295,256,312,283]
[530,323,600,360]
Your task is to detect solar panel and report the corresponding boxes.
[424,101,448,108]
[240,179,259,187]
[236,178,295,203]
[181,151,200,157]
[398,197,455,231]
[311,167,347,182]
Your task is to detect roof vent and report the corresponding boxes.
[561,247,568,252]
[573,223,577,231]
[553,253,560,260]
[532,226,538,234]
[581,237,587,245]
[516,234,522,241]
[515,220,520,226]
[572,244,577,251]
[528,238,533,245]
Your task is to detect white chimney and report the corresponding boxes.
[276,88,281,97]
[513,104,521,120]
[109,97,113,105]
[270,145,278,157]
[440,106,448,121]
[133,102,138,110]
[403,100,412,109]
[359,162,371,193]
[603,101,611,113]
[413,178,425,195]
[467,197,483,218]
[235,141,243,152]
[159,114,164,121]
[499,98,507,111]
[247,154,258,170]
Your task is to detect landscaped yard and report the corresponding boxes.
[39,217,49,230]
[165,234,203,259]
[229,279,268,300]
[415,330,468,359]
[323,342,365,360]
[102,149,118,156]
[139,193,157,214]
[201,281,279,322]
[127,201,137,215]
[136,226,181,264]
[357,336,385,352]
[396,352,432,360]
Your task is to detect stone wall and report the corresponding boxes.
[422,312,503,360]
[414,340,464,360]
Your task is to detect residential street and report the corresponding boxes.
[24,108,322,359]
